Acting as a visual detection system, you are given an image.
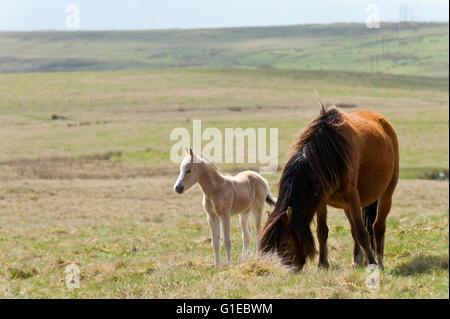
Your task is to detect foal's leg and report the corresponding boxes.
[344,189,377,265]
[207,214,221,268]
[316,204,329,269]
[344,209,365,267]
[220,212,232,264]
[239,211,251,259]
[251,202,264,251]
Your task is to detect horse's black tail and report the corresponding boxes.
[363,200,378,249]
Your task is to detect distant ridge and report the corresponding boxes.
[0,22,448,77]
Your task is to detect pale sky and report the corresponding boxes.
[0,0,448,31]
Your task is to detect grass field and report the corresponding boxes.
[0,177,448,298]
[0,66,448,298]
[0,20,448,299]
[0,69,447,179]
[0,22,448,77]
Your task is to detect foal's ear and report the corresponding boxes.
[191,149,202,163]
[185,148,194,163]
[282,207,292,225]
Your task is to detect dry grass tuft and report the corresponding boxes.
[8,265,38,280]
[177,260,211,269]
[334,102,357,109]
[215,253,292,280]
[51,114,67,120]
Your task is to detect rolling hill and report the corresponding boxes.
[0,22,448,77]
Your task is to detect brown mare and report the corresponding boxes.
[260,102,399,270]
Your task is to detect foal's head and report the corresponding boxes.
[173,148,204,194]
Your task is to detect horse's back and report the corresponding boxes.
[347,110,398,141]
[342,110,399,206]
[346,110,399,160]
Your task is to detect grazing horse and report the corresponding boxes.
[260,102,399,270]
[174,148,276,267]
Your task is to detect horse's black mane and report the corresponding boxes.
[260,103,351,260]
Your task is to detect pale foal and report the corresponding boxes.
[174,148,276,267]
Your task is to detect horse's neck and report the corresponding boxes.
[198,162,225,198]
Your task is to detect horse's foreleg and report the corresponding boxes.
[220,213,232,264]
[207,214,221,268]
[345,190,377,265]
[316,204,329,269]
[239,211,251,259]
[345,209,365,267]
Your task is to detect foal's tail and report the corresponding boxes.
[255,173,276,206]
[363,200,378,249]
[266,193,276,207]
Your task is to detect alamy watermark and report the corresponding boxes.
[365,264,381,289]
[170,120,278,174]
[365,4,380,29]
[65,263,80,289]
[65,3,80,30]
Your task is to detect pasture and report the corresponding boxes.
[0,67,448,298]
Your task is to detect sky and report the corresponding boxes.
[0,0,448,31]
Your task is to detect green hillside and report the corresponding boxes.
[0,22,448,77]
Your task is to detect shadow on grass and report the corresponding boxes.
[392,254,449,276]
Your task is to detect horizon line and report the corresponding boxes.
[0,20,448,33]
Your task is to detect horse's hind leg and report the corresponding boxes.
[373,165,398,269]
[239,211,251,259]
[373,193,394,269]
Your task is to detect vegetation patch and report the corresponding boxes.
[8,265,38,280]
[421,168,449,181]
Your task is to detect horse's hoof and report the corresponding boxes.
[376,256,384,270]
[351,261,364,268]
[352,253,367,268]
[318,261,329,269]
